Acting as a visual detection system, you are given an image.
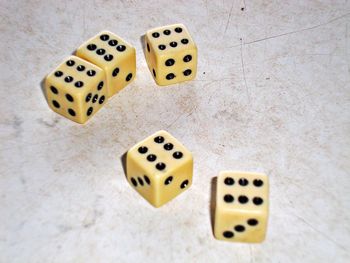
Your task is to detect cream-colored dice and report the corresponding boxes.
[126,130,193,207]
[144,24,197,86]
[214,171,269,243]
[45,56,107,124]
[76,30,136,98]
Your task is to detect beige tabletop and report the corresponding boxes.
[1,0,350,262]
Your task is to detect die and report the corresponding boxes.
[45,56,107,124]
[144,24,197,86]
[126,130,193,207]
[76,30,136,98]
[214,171,269,243]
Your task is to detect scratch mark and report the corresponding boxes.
[240,39,251,104]
[294,214,349,252]
[223,2,234,35]
[229,12,350,48]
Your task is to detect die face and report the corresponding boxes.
[45,56,106,124]
[145,24,197,86]
[126,130,193,207]
[76,31,136,98]
[214,171,269,243]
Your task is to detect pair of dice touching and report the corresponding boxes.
[127,130,269,243]
[45,24,197,124]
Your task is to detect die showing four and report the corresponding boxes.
[144,24,197,86]
[76,30,136,98]
[45,56,107,124]
[214,171,269,243]
[126,130,193,208]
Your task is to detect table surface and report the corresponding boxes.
[1,0,350,262]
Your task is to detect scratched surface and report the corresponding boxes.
[0,0,350,262]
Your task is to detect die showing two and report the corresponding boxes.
[45,24,197,124]
[126,131,269,243]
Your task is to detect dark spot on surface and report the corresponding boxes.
[234,225,245,232]
[158,44,166,50]
[65,94,74,102]
[144,175,151,185]
[66,60,75,66]
[183,69,192,76]
[92,94,98,103]
[112,67,119,77]
[64,76,73,83]
[224,194,234,203]
[100,34,109,41]
[137,177,144,186]
[131,177,137,187]
[147,43,150,52]
[108,39,118,46]
[116,45,126,52]
[183,55,192,62]
[96,49,105,55]
[238,195,249,204]
[166,73,175,80]
[170,41,177,47]
[181,180,189,189]
[223,231,234,238]
[87,107,93,116]
[52,100,60,108]
[152,32,160,38]
[153,69,156,77]
[85,93,92,102]
[175,27,182,33]
[253,197,263,205]
[68,109,76,116]
[77,65,85,71]
[104,54,113,61]
[239,178,248,186]
[224,177,235,185]
[247,219,258,226]
[126,73,132,81]
[165,59,175,66]
[163,29,171,35]
[97,81,104,90]
[253,179,264,187]
[147,154,157,162]
[98,96,105,104]
[54,71,63,77]
[87,44,97,51]
[50,86,58,94]
[138,146,148,154]
[173,151,183,159]
[164,143,173,150]
[156,162,166,171]
[87,70,96,76]
[181,38,189,44]
[241,7,245,11]
[154,136,164,143]
[75,81,84,88]
[164,176,173,185]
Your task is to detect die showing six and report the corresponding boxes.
[45,56,107,124]
[144,24,197,86]
[126,130,193,208]
[214,171,269,243]
[76,30,136,98]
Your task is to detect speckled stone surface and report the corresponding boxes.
[1,1,350,262]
